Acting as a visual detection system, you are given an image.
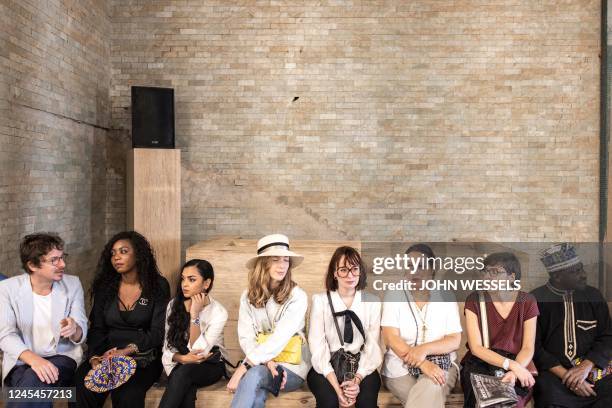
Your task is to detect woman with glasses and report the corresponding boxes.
[72,231,171,408]
[461,252,539,408]
[307,246,383,408]
[381,243,462,408]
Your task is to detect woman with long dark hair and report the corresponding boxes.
[73,231,170,408]
[159,259,228,408]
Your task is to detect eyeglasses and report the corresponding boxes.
[42,254,69,266]
[337,266,360,277]
[480,266,507,277]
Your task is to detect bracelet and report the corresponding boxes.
[126,343,139,354]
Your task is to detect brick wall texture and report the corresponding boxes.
[109,0,601,252]
[0,0,125,286]
[0,1,603,280]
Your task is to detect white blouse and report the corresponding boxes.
[308,290,383,379]
[161,296,229,376]
[237,286,311,379]
[381,293,462,378]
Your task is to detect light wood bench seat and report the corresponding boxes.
[141,381,466,407]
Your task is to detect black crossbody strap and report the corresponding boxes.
[327,291,344,347]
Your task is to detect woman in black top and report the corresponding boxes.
[73,231,170,408]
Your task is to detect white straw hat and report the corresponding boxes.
[245,234,304,269]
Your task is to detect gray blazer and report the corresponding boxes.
[0,273,88,385]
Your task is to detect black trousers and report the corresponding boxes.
[307,368,381,408]
[5,355,77,408]
[534,371,612,408]
[158,361,226,408]
[71,359,163,408]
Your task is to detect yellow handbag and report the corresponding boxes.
[256,333,303,364]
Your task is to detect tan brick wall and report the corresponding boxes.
[109,0,601,250]
[2,1,600,278]
[0,0,120,286]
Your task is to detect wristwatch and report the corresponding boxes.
[191,317,200,326]
[242,360,253,370]
[502,358,510,371]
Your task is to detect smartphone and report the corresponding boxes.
[265,366,284,397]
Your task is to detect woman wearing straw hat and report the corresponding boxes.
[226,234,311,407]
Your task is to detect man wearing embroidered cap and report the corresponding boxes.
[531,243,612,407]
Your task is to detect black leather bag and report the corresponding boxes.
[326,291,365,381]
[208,346,240,379]
[330,348,361,382]
[133,348,158,368]
[206,346,223,364]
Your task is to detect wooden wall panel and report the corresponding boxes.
[127,149,181,285]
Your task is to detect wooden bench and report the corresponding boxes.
[141,382,467,408]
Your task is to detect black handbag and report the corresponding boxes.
[133,348,158,368]
[202,346,237,379]
[326,291,365,381]
[206,346,223,364]
[407,353,452,377]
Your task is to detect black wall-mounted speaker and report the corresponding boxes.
[131,86,175,148]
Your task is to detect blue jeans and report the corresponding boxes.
[231,365,304,408]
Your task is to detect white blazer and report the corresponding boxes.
[161,296,229,376]
[0,273,88,385]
